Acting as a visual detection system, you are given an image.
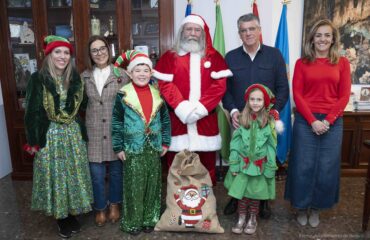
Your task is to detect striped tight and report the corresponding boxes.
[238,197,260,215]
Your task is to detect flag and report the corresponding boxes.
[252,1,263,43]
[185,0,192,16]
[275,4,292,164]
[213,0,230,162]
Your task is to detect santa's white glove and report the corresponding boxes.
[186,101,208,124]
[174,100,196,124]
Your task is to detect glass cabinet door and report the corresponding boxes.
[89,0,118,58]
[131,0,159,64]
[7,0,36,110]
[46,0,75,61]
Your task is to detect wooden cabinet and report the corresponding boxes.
[0,0,173,180]
[341,112,370,176]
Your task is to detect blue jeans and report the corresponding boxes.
[89,160,123,210]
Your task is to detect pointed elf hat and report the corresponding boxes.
[181,14,217,57]
[244,84,284,133]
[113,50,153,77]
[43,35,73,56]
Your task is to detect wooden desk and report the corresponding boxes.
[341,112,370,177]
[362,140,370,231]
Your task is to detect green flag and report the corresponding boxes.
[213,1,230,162]
[213,3,225,56]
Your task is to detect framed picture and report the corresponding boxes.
[144,22,159,35]
[14,53,31,72]
[302,0,370,84]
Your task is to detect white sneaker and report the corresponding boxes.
[309,209,320,228]
[244,213,257,234]
[296,210,308,226]
[231,214,246,234]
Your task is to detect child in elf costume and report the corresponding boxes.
[111,50,171,235]
[224,84,283,235]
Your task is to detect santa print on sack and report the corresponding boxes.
[174,184,209,228]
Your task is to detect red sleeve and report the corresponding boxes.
[199,53,228,112]
[324,57,351,124]
[155,51,185,109]
[293,59,317,124]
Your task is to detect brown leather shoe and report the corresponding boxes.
[108,203,120,223]
[95,210,106,227]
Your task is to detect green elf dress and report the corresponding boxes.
[24,71,93,219]
[224,117,278,200]
[111,82,171,232]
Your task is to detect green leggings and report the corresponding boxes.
[120,146,162,232]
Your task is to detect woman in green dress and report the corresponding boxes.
[24,35,93,238]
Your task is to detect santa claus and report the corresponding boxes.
[174,185,207,228]
[154,14,232,185]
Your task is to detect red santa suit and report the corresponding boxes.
[154,15,232,184]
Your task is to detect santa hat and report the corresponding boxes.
[244,84,284,133]
[179,184,198,194]
[113,49,153,77]
[43,35,73,56]
[180,14,216,57]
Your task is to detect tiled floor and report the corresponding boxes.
[1,174,369,240]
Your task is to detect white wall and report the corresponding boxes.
[0,82,12,179]
[174,0,304,82]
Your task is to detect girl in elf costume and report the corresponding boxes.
[111,50,171,235]
[24,35,93,238]
[224,84,283,235]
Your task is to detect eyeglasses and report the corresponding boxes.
[90,46,108,56]
[239,27,259,34]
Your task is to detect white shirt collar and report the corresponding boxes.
[243,43,261,61]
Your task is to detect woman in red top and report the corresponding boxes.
[285,19,351,228]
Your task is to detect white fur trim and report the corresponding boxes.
[174,101,196,124]
[204,61,211,68]
[181,15,204,29]
[181,215,202,220]
[169,122,221,152]
[275,120,284,134]
[189,53,201,102]
[152,70,173,82]
[211,69,233,79]
[194,101,208,118]
[127,57,153,72]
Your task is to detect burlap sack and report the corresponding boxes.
[155,150,224,233]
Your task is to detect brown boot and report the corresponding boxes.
[95,210,106,227]
[108,203,120,223]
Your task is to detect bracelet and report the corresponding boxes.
[322,119,330,127]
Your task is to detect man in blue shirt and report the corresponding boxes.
[222,13,289,220]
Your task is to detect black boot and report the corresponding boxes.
[67,215,81,234]
[224,197,238,215]
[57,218,72,238]
[259,200,271,219]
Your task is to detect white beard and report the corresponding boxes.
[182,195,201,208]
[181,40,202,53]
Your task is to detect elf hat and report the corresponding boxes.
[180,14,216,57]
[244,84,284,133]
[113,49,153,77]
[244,84,276,109]
[43,35,73,56]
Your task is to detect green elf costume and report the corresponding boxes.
[111,50,171,235]
[24,36,93,238]
[224,84,283,235]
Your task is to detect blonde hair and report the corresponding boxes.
[239,89,269,129]
[303,19,340,64]
[41,52,73,88]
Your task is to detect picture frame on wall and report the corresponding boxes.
[302,0,370,84]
